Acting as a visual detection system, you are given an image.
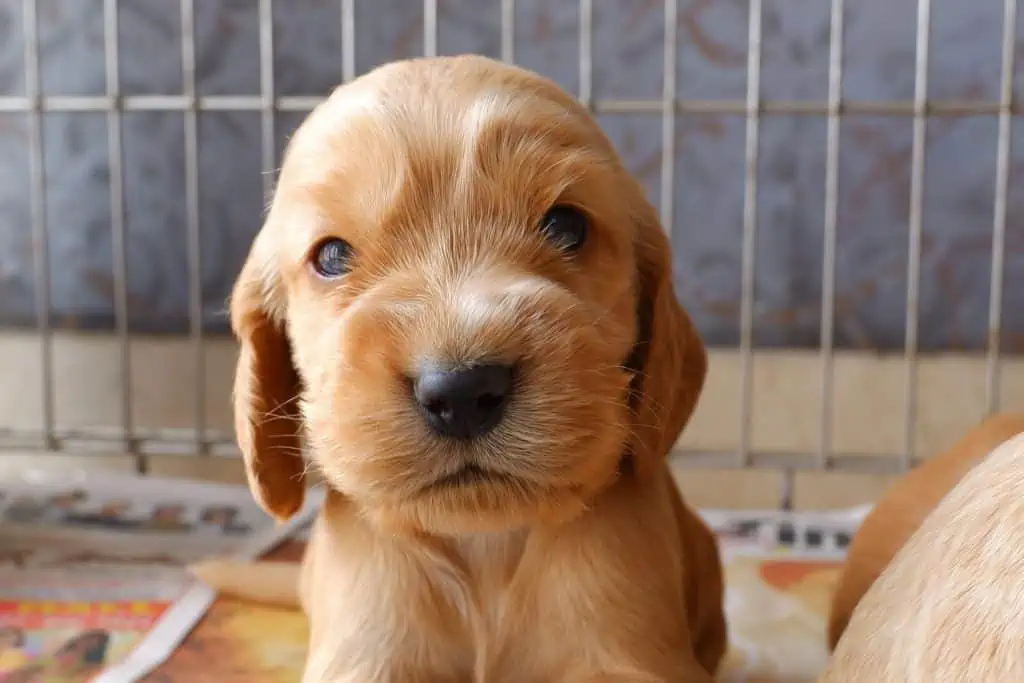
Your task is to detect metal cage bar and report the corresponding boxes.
[659,0,678,235]
[0,96,1018,117]
[818,0,845,470]
[578,0,593,108]
[500,0,515,64]
[102,0,138,469]
[986,0,1019,414]
[423,0,438,59]
[259,0,276,202]
[181,0,207,455]
[341,0,356,83]
[901,0,933,471]
[0,423,966,476]
[22,0,56,451]
[737,0,763,468]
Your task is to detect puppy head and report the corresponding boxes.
[230,56,706,533]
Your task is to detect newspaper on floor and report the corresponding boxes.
[700,506,870,683]
[0,463,874,683]
[0,466,323,683]
[142,505,873,683]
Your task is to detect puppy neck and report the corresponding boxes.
[444,529,530,585]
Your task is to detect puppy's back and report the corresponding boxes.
[827,413,1024,649]
[821,431,1024,682]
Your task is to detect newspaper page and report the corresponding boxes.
[0,467,322,683]
[0,462,872,683]
[705,506,870,682]
[141,506,871,683]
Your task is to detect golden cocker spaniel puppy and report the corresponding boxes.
[205,55,726,682]
[826,412,1024,651]
[821,428,1024,681]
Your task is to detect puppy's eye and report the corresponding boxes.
[540,205,588,253]
[311,238,353,278]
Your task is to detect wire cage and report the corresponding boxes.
[0,0,1021,511]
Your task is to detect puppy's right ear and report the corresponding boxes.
[229,234,306,522]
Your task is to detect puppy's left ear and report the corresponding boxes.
[627,197,707,476]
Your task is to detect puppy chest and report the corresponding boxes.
[424,536,561,678]
[436,535,526,635]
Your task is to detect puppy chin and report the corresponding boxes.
[375,486,590,536]
[363,433,629,536]
[312,393,631,536]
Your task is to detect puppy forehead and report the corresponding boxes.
[300,91,591,179]
[276,65,611,238]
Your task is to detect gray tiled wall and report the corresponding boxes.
[0,0,1022,351]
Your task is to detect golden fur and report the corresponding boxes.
[826,412,1024,650]
[821,429,1024,681]
[208,55,726,682]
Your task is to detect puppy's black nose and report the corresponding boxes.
[413,364,514,440]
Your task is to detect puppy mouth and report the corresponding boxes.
[427,463,518,490]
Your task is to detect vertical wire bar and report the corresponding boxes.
[902,0,932,470]
[818,0,845,469]
[779,474,793,511]
[500,0,515,63]
[341,0,356,83]
[737,0,763,467]
[423,0,438,57]
[23,0,56,450]
[181,0,207,454]
[258,0,276,201]
[103,0,138,469]
[578,0,593,109]
[986,0,1018,415]
[660,0,678,234]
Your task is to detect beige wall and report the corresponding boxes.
[1,332,1021,511]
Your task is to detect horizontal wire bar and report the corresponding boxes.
[0,426,235,451]
[0,425,929,475]
[0,95,1018,116]
[671,449,923,475]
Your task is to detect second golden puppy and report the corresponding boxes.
[821,430,1024,681]
[826,412,1024,650]
[209,55,726,682]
